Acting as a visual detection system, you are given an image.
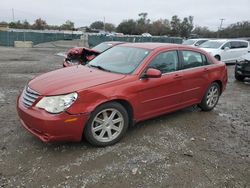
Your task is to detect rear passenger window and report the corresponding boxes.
[230,41,248,49]
[201,54,211,65]
[230,41,240,49]
[239,42,248,48]
[196,40,207,46]
[148,51,178,74]
[181,51,204,69]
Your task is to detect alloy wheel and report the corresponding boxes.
[91,108,124,143]
[206,85,219,108]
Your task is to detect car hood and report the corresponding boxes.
[241,53,250,61]
[200,48,218,54]
[29,66,126,95]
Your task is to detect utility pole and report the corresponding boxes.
[103,16,106,32]
[219,18,225,30]
[12,8,15,22]
[217,18,225,38]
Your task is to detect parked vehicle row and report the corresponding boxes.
[17,43,228,146]
[182,38,209,46]
[183,38,250,64]
[65,38,249,68]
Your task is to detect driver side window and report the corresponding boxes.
[148,51,179,74]
[222,42,231,49]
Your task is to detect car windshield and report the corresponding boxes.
[92,43,114,52]
[88,46,151,74]
[182,39,196,45]
[199,41,224,49]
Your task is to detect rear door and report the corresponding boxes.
[229,41,242,61]
[222,41,249,62]
[179,50,211,105]
[237,41,249,58]
[220,42,234,61]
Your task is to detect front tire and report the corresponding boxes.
[214,55,221,61]
[84,102,129,147]
[235,66,245,81]
[199,82,220,111]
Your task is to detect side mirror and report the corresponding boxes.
[142,68,162,79]
[224,47,230,51]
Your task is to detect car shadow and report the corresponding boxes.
[32,105,207,151]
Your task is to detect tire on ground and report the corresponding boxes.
[234,67,245,81]
[199,82,221,111]
[84,102,129,147]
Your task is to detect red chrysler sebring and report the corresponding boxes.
[17,43,227,146]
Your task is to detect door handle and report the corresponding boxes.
[174,74,182,79]
[204,67,209,72]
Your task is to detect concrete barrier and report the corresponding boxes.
[14,41,34,48]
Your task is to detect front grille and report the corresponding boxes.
[22,86,40,108]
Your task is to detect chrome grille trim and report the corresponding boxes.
[22,86,40,108]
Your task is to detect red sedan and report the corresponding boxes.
[63,41,126,67]
[17,43,227,146]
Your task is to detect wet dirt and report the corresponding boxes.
[0,43,249,187]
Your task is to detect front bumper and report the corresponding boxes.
[17,95,89,142]
[235,63,250,77]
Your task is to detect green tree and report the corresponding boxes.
[32,18,47,30]
[90,21,104,30]
[9,20,23,29]
[170,15,181,36]
[23,20,30,29]
[104,23,116,32]
[220,21,250,38]
[149,19,171,36]
[136,12,150,34]
[192,26,216,38]
[180,16,194,38]
[116,19,137,34]
[60,20,75,30]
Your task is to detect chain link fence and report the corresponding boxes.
[0,29,183,47]
[0,29,82,46]
[88,35,183,47]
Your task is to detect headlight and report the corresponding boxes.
[36,92,78,114]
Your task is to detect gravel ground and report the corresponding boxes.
[0,41,249,188]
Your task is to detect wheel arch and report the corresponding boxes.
[90,99,135,127]
[212,80,223,95]
[214,55,221,61]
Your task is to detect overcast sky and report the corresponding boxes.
[1,0,250,30]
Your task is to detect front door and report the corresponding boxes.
[136,50,184,119]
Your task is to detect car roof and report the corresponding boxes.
[119,42,186,50]
[187,38,209,41]
[209,39,249,43]
[103,41,127,45]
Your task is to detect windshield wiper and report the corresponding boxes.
[88,64,111,72]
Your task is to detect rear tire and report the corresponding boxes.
[199,82,220,111]
[84,102,129,147]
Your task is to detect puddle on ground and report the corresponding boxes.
[218,112,233,119]
[0,92,5,102]
[56,52,67,58]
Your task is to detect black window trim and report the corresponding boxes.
[140,50,181,78]
[178,49,212,70]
